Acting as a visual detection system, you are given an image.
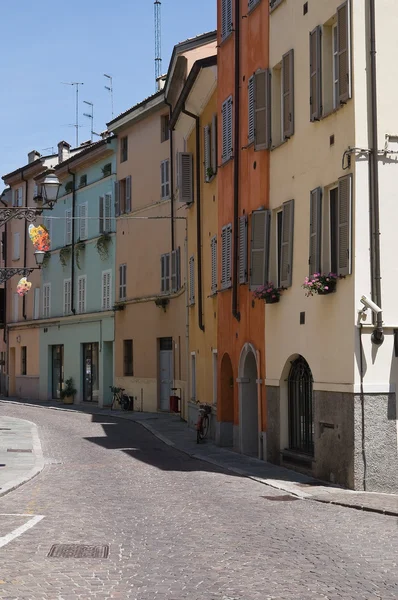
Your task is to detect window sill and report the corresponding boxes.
[270,0,284,13]
[220,284,232,292]
[270,138,289,151]
[221,156,234,167]
[317,103,349,121]
[220,31,233,46]
[248,0,261,15]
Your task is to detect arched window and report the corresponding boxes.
[288,356,314,455]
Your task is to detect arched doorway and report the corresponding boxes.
[239,346,259,456]
[217,353,234,447]
[288,356,314,456]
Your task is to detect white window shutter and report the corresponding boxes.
[63,279,71,315]
[280,199,295,288]
[65,209,72,245]
[337,174,352,276]
[104,194,112,232]
[337,0,351,104]
[248,76,255,143]
[79,203,88,241]
[161,160,170,199]
[171,249,180,292]
[13,232,20,260]
[114,181,120,217]
[309,188,322,275]
[254,69,271,150]
[211,114,218,176]
[43,284,51,318]
[204,125,211,182]
[282,49,295,139]
[239,215,248,284]
[250,210,271,289]
[310,26,322,121]
[119,264,127,299]
[211,236,217,295]
[125,176,132,213]
[34,288,40,320]
[189,255,195,305]
[78,276,86,313]
[102,271,112,310]
[178,152,193,203]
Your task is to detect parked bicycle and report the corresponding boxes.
[196,403,212,443]
[110,386,131,411]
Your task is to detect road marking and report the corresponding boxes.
[0,514,44,549]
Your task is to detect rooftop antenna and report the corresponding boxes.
[41,146,56,155]
[83,101,94,141]
[104,74,114,118]
[154,0,162,89]
[61,82,84,146]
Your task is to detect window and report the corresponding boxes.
[309,188,322,275]
[13,293,19,322]
[34,288,40,320]
[12,232,20,261]
[204,125,211,181]
[248,76,255,144]
[102,163,112,178]
[77,275,86,313]
[123,340,133,376]
[21,346,27,375]
[310,26,322,121]
[330,187,338,275]
[239,216,248,284]
[254,70,271,150]
[189,255,195,305]
[119,264,127,300]
[221,0,233,41]
[43,284,51,318]
[79,203,88,241]
[161,253,170,293]
[43,217,52,249]
[79,174,87,188]
[177,152,193,203]
[13,187,22,207]
[270,0,283,10]
[65,209,72,245]
[63,279,71,315]
[160,159,170,199]
[221,96,233,163]
[171,248,181,293]
[120,136,128,162]
[115,176,131,216]
[271,50,294,145]
[102,270,112,310]
[161,114,170,142]
[221,224,232,289]
[99,194,112,233]
[280,200,294,288]
[211,236,217,295]
[250,210,271,289]
[191,353,196,400]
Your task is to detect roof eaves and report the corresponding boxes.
[107,90,164,128]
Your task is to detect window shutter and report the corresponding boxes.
[248,76,255,143]
[119,265,127,300]
[211,236,217,294]
[221,0,232,40]
[13,232,20,260]
[79,203,88,241]
[221,224,232,289]
[211,114,218,176]
[99,196,104,233]
[309,188,322,275]
[78,277,86,313]
[204,125,211,182]
[254,69,271,150]
[239,215,248,284]
[337,0,351,104]
[43,284,51,318]
[337,174,352,276]
[280,200,294,288]
[226,225,232,288]
[171,249,177,292]
[161,255,166,293]
[189,255,195,305]
[282,49,295,139]
[65,209,72,245]
[178,152,193,203]
[114,181,120,217]
[310,26,322,121]
[34,288,40,320]
[125,176,131,213]
[104,194,112,232]
[250,210,270,289]
[222,97,233,162]
[64,279,71,315]
[102,271,112,310]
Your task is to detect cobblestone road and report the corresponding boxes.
[0,404,397,600]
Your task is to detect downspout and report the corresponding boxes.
[232,0,241,322]
[1,199,8,384]
[182,107,205,332]
[369,0,383,345]
[164,98,175,251]
[67,166,77,314]
[21,169,28,320]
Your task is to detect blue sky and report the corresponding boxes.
[0,0,216,180]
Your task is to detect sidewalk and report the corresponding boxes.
[0,415,44,498]
[2,398,398,516]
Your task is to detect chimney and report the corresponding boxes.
[57,141,71,163]
[28,150,41,164]
[156,74,166,91]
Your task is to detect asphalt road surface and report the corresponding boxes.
[0,403,397,600]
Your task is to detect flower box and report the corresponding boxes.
[302,273,339,297]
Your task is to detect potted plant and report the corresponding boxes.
[206,166,215,181]
[253,282,284,304]
[42,251,51,268]
[95,232,112,260]
[65,181,74,194]
[59,246,71,267]
[60,377,77,404]
[75,240,86,270]
[302,273,339,297]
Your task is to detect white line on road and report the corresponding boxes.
[0,514,44,549]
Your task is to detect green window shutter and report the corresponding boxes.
[211,114,218,175]
[250,210,270,289]
[248,76,255,143]
[280,199,294,288]
[178,152,193,203]
[189,255,195,305]
[309,187,322,275]
[337,174,352,276]
[337,0,351,104]
[211,236,217,295]
[239,215,248,284]
[204,125,211,182]
[114,181,120,217]
[282,49,295,139]
[79,203,88,241]
[254,69,271,150]
[310,26,322,121]
[125,176,131,213]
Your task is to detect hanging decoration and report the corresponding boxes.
[28,224,51,252]
[16,277,32,297]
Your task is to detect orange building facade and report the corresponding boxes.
[216,0,269,457]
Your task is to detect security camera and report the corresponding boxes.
[360,295,382,315]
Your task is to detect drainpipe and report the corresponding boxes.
[1,197,8,394]
[232,0,241,322]
[21,169,28,320]
[369,0,383,345]
[182,108,205,332]
[67,166,77,314]
[164,99,175,251]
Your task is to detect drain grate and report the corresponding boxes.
[7,448,32,453]
[261,495,299,502]
[48,544,109,559]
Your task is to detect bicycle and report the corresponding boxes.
[110,386,131,411]
[196,403,212,443]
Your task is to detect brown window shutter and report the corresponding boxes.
[282,50,295,139]
[280,199,294,288]
[250,210,271,290]
[309,187,322,275]
[337,0,351,104]
[310,26,322,121]
[254,69,271,150]
[337,174,352,276]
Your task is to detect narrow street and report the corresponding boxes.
[0,404,397,600]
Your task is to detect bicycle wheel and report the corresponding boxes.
[201,414,210,439]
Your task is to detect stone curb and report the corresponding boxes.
[1,399,397,517]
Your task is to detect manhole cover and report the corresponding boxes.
[48,544,109,558]
[7,449,32,453]
[261,495,299,502]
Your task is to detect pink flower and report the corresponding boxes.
[324,286,329,290]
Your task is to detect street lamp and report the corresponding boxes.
[34,250,45,267]
[40,171,62,208]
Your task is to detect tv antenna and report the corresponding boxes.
[104,74,114,118]
[61,82,84,146]
[154,1,162,88]
[83,101,94,141]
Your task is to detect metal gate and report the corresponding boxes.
[288,357,314,455]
